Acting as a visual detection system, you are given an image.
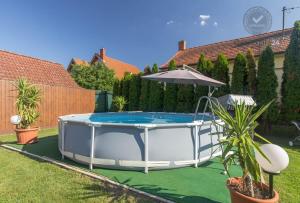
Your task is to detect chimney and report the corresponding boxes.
[178,40,186,51]
[100,48,106,60]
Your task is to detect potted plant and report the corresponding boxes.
[112,96,127,112]
[14,78,41,144]
[213,101,279,203]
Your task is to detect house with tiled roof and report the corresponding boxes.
[162,28,293,97]
[67,48,140,79]
[0,50,79,88]
[0,50,95,133]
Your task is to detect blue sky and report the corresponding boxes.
[0,0,299,70]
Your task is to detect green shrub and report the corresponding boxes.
[163,60,178,112]
[112,96,127,112]
[231,53,247,94]
[112,79,120,98]
[194,54,213,111]
[139,66,152,111]
[15,78,41,129]
[128,74,141,111]
[176,84,194,113]
[148,64,164,111]
[71,62,115,91]
[281,21,300,121]
[256,46,279,129]
[121,72,132,111]
[212,54,230,97]
[246,49,257,96]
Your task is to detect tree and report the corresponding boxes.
[281,21,300,121]
[212,54,230,97]
[71,62,115,91]
[148,64,164,111]
[163,60,178,112]
[112,79,120,98]
[231,53,247,94]
[121,72,132,111]
[176,84,194,113]
[139,66,151,111]
[256,46,279,129]
[168,60,177,70]
[128,74,141,111]
[246,49,257,96]
[194,54,213,111]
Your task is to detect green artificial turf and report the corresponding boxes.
[1,127,299,203]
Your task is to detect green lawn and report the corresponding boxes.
[1,127,299,203]
[0,129,151,203]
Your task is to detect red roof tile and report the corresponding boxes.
[161,28,293,69]
[69,48,140,79]
[0,50,78,88]
[103,56,140,79]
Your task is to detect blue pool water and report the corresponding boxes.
[63,112,213,124]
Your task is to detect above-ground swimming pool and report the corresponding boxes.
[58,112,224,172]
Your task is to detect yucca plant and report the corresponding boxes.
[15,78,41,129]
[212,101,272,197]
[112,96,127,112]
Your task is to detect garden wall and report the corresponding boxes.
[0,80,95,134]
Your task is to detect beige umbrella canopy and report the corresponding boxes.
[142,65,225,87]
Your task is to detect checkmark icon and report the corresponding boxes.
[252,15,264,23]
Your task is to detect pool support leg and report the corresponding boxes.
[194,125,198,168]
[89,125,95,170]
[144,127,149,174]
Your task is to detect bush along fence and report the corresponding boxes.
[112,20,300,123]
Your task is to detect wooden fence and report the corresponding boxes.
[0,80,95,134]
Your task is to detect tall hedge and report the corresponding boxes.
[281,21,300,121]
[139,66,151,111]
[112,79,120,98]
[163,60,178,112]
[194,54,213,111]
[246,49,257,96]
[121,72,132,110]
[128,74,141,111]
[148,64,164,111]
[212,54,230,97]
[176,84,194,113]
[256,46,279,128]
[231,53,247,94]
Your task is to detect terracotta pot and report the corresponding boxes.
[227,177,279,203]
[15,127,39,144]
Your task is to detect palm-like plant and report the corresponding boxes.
[112,96,127,112]
[212,101,272,197]
[15,78,41,129]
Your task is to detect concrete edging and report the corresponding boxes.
[1,144,174,203]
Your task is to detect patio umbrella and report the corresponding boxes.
[142,65,225,87]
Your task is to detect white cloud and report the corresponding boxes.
[199,15,210,21]
[200,20,206,26]
[213,21,218,27]
[166,20,174,25]
[199,15,210,26]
